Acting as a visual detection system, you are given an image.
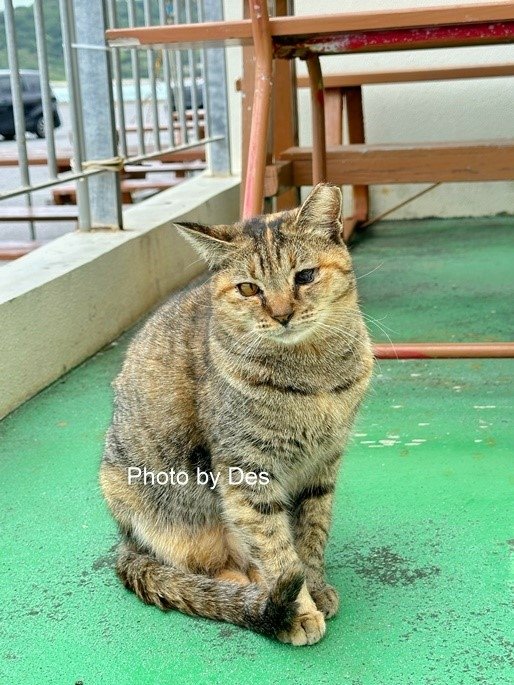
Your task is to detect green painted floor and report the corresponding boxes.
[1,218,513,685]
[352,216,514,343]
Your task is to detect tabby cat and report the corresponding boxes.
[100,183,373,646]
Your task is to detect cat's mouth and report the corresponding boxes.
[269,322,313,344]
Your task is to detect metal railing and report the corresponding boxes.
[0,0,230,235]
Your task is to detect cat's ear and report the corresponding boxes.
[296,183,342,240]
[174,221,238,269]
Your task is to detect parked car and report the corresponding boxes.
[0,69,61,140]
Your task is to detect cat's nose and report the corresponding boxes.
[272,310,294,327]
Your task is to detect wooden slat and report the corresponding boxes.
[297,64,514,88]
[0,150,72,171]
[324,89,343,146]
[280,142,514,184]
[264,161,293,198]
[0,241,40,260]
[106,2,514,48]
[0,206,80,222]
[0,205,132,222]
[0,146,205,169]
[53,179,179,205]
[124,161,206,173]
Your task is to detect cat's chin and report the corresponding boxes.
[268,325,313,345]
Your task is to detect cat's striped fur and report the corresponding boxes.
[100,184,373,645]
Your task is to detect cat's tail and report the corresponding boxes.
[116,542,303,637]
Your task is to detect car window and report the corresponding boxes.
[0,77,11,97]
[22,75,41,93]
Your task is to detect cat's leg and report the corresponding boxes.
[215,569,251,584]
[218,470,325,646]
[292,456,341,619]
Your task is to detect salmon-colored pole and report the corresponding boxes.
[373,342,514,359]
[306,55,327,184]
[243,0,273,219]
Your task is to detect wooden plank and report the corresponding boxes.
[0,241,40,260]
[297,64,514,88]
[342,216,359,244]
[324,89,343,146]
[280,142,514,184]
[0,205,132,222]
[264,161,293,197]
[124,122,205,133]
[53,178,179,205]
[124,161,206,173]
[106,2,514,49]
[0,206,80,222]
[0,150,72,171]
[0,146,205,169]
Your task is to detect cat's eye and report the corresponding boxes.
[237,282,260,297]
[295,268,316,285]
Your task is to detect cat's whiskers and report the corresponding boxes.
[355,262,385,281]
[361,311,397,335]
[359,313,399,361]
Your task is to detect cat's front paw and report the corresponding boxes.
[277,609,326,646]
[310,584,340,619]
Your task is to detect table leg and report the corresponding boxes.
[306,55,327,185]
[243,0,273,218]
[344,86,369,223]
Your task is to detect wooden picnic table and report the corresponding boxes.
[105,0,514,219]
[106,2,514,53]
[0,145,206,173]
[106,0,514,359]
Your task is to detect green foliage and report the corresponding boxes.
[0,1,170,81]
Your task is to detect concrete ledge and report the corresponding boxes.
[0,174,240,419]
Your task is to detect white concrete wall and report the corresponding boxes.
[223,0,514,218]
[0,176,240,419]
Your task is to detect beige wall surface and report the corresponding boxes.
[0,176,240,419]
[224,0,514,218]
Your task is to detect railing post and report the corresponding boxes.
[3,0,34,239]
[73,0,123,230]
[201,0,231,175]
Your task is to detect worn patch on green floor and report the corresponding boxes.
[352,216,514,342]
[1,218,513,684]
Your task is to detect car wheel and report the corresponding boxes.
[35,116,45,139]
[2,133,15,141]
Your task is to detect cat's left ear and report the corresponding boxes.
[296,183,343,241]
[174,221,238,269]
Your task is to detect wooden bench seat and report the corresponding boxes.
[0,206,83,222]
[0,204,133,222]
[124,161,206,178]
[296,63,514,88]
[274,141,514,188]
[236,63,514,93]
[0,146,206,172]
[0,241,42,260]
[52,178,179,205]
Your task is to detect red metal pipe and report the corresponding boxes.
[373,342,514,359]
[243,0,273,219]
[306,55,327,185]
[274,21,514,58]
